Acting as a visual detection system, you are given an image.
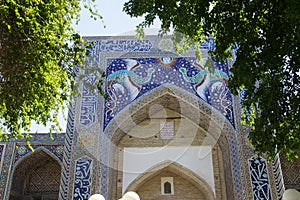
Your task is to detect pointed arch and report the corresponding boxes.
[107,84,234,144]
[14,146,62,167]
[125,161,215,200]
[104,84,236,199]
[163,181,172,194]
[9,148,62,200]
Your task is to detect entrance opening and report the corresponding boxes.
[9,149,61,200]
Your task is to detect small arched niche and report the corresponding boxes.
[9,148,62,200]
[161,177,174,195]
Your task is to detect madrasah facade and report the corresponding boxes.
[0,35,299,200]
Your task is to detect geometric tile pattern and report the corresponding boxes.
[0,144,4,172]
[230,139,243,200]
[14,144,64,163]
[0,142,14,199]
[102,85,239,200]
[17,132,65,142]
[9,149,62,200]
[99,133,109,197]
[280,154,300,191]
[248,156,272,200]
[272,154,285,200]
[25,159,61,194]
[59,100,76,200]
[73,157,93,200]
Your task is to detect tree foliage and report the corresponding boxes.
[124,0,300,157]
[0,0,100,140]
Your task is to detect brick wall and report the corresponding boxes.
[137,171,206,200]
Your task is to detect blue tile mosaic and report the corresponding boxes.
[98,39,152,52]
[14,144,64,163]
[0,144,4,176]
[73,157,93,200]
[104,57,234,130]
[80,85,97,126]
[59,100,76,200]
[230,140,243,200]
[1,142,14,199]
[249,156,272,200]
[0,144,4,163]
[272,155,285,199]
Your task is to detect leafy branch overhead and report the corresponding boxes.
[0,0,102,140]
[124,0,300,158]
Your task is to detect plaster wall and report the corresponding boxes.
[122,146,215,194]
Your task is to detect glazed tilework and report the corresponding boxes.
[280,154,300,191]
[25,160,61,194]
[0,36,278,200]
[80,85,97,126]
[14,144,64,163]
[24,133,65,142]
[6,133,65,198]
[59,66,79,200]
[104,57,234,130]
[80,42,99,126]
[9,147,62,199]
[73,157,93,200]
[59,100,76,200]
[58,36,279,200]
[0,132,66,199]
[249,156,272,200]
[98,39,152,52]
[98,133,110,197]
[0,144,4,171]
[104,88,241,199]
[272,154,285,199]
[0,142,14,199]
[230,139,243,200]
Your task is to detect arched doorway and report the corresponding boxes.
[127,162,215,200]
[9,148,61,200]
[105,86,233,200]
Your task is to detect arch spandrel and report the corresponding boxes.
[14,146,63,166]
[105,85,235,146]
[103,56,234,131]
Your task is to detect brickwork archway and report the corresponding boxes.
[126,161,215,200]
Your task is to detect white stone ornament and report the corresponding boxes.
[283,189,300,200]
[119,191,140,200]
[88,194,105,200]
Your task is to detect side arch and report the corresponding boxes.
[9,148,62,200]
[126,161,215,200]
